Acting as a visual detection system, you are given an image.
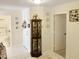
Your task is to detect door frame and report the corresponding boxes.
[53,13,67,52]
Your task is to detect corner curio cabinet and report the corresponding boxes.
[31,15,42,57]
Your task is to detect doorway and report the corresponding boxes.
[54,14,66,58]
[0,16,11,47]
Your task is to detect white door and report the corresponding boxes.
[54,14,66,51]
[0,16,11,47]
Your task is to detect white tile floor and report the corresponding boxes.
[55,49,66,57]
[6,46,65,59]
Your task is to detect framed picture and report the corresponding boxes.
[69,9,79,22]
[28,24,30,28]
[22,21,27,28]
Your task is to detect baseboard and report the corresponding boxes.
[55,48,66,51]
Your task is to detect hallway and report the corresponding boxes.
[0,0,79,59]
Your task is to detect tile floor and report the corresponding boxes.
[55,49,66,57]
[6,46,65,59]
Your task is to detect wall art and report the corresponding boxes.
[22,21,27,28]
[28,24,30,28]
[15,17,19,29]
[69,9,79,22]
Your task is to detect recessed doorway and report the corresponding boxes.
[54,14,66,58]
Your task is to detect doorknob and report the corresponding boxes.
[8,30,10,32]
[64,33,66,35]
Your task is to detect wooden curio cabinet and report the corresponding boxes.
[31,15,42,57]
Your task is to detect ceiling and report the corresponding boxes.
[0,0,78,7]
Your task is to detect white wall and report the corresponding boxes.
[10,10,23,47]
[52,1,79,59]
[22,8,30,52]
